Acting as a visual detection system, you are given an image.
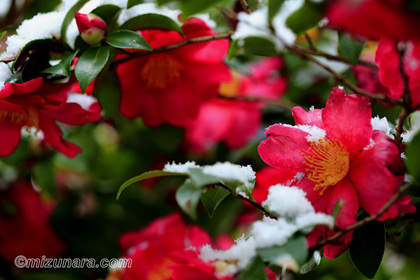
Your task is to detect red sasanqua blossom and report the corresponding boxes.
[116,213,233,280]
[375,38,420,108]
[325,0,420,41]
[116,18,231,127]
[258,88,415,259]
[183,57,287,154]
[0,181,66,264]
[0,78,101,158]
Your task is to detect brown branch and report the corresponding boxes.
[312,181,415,251]
[293,45,378,69]
[239,0,252,14]
[288,45,403,106]
[113,32,233,66]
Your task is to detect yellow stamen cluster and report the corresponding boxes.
[0,108,39,132]
[141,54,182,90]
[302,138,350,195]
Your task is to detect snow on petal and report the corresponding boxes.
[66,93,98,111]
[371,116,393,138]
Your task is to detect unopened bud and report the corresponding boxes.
[75,13,108,45]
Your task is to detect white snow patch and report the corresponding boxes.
[67,93,98,110]
[271,0,304,46]
[262,185,314,219]
[163,161,199,173]
[295,212,334,229]
[202,162,256,187]
[296,125,326,142]
[371,116,393,138]
[0,63,12,90]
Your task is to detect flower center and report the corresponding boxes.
[302,138,350,195]
[141,54,182,90]
[0,108,39,132]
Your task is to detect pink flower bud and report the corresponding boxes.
[75,13,108,45]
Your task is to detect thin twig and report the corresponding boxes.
[239,0,252,14]
[293,45,378,69]
[288,46,403,106]
[304,33,315,50]
[312,181,415,250]
[113,32,233,66]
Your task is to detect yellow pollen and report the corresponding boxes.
[141,54,182,90]
[0,108,40,133]
[302,138,349,195]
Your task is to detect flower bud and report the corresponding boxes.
[75,13,108,45]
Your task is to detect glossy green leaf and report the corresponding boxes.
[200,185,230,218]
[175,179,202,220]
[0,30,6,41]
[286,1,323,35]
[268,0,285,20]
[116,170,186,199]
[227,39,241,60]
[120,14,183,35]
[13,39,56,71]
[127,0,143,8]
[405,130,420,181]
[91,4,121,28]
[32,160,56,197]
[243,37,278,57]
[179,0,224,18]
[349,213,385,279]
[106,30,152,50]
[338,33,366,66]
[61,0,90,45]
[42,51,78,77]
[75,46,110,93]
[235,257,267,280]
[258,235,308,268]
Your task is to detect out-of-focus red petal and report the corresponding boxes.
[0,77,43,99]
[0,122,22,156]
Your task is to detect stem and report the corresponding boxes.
[113,32,233,66]
[312,181,415,250]
[239,0,252,14]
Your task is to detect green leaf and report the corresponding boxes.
[268,0,285,20]
[200,185,230,218]
[61,0,90,45]
[75,46,110,93]
[338,33,366,66]
[117,170,186,199]
[188,168,221,187]
[227,39,241,60]
[258,235,308,270]
[243,37,278,57]
[349,213,385,279]
[405,129,420,181]
[0,30,6,41]
[120,14,183,36]
[235,257,267,280]
[285,1,323,35]
[91,4,121,29]
[13,39,56,71]
[179,0,224,18]
[32,160,56,197]
[127,0,143,8]
[42,51,78,77]
[106,30,152,50]
[175,179,202,220]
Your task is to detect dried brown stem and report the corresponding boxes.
[239,0,252,14]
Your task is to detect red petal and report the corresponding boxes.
[258,124,310,172]
[0,122,22,156]
[292,107,323,128]
[327,178,358,229]
[322,88,372,159]
[0,77,43,99]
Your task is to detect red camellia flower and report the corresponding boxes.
[258,88,415,258]
[0,77,101,157]
[115,213,236,280]
[375,38,420,108]
[326,0,420,41]
[116,18,231,127]
[183,57,287,154]
[0,181,66,264]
